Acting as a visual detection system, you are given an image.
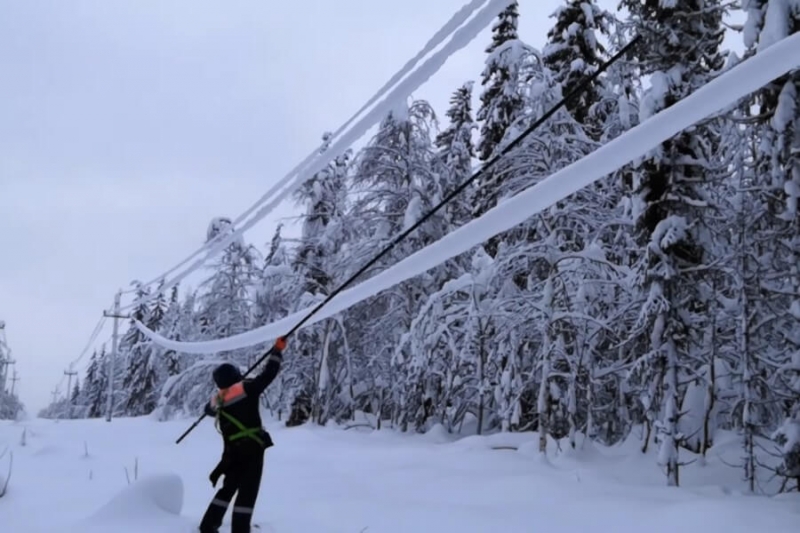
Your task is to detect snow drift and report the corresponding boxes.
[89,474,184,518]
[69,474,189,533]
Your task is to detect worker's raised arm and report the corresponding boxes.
[244,337,286,396]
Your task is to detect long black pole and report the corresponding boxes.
[176,34,642,445]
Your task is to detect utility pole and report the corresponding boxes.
[0,360,7,394]
[10,371,19,396]
[64,365,78,418]
[0,320,8,394]
[0,359,14,395]
[103,290,125,422]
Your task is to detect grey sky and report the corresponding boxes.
[1,0,743,412]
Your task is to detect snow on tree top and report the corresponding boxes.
[580,2,596,25]
[389,97,410,122]
[570,57,587,73]
[757,0,800,52]
[566,21,582,38]
[651,215,689,253]
[483,38,534,69]
[207,217,232,241]
[206,216,244,248]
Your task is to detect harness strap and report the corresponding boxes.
[219,410,265,446]
[214,402,265,447]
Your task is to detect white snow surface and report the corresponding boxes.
[136,32,800,354]
[121,0,516,313]
[2,416,798,533]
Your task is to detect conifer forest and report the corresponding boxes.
[37,1,800,491]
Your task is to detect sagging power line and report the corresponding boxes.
[118,0,515,314]
[174,33,643,445]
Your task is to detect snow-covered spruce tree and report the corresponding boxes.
[382,82,486,433]
[542,0,613,132]
[156,218,261,417]
[349,101,447,261]
[37,400,60,419]
[376,82,503,435]
[413,17,538,434]
[120,282,163,416]
[158,285,185,378]
[583,56,644,448]
[153,288,212,419]
[498,216,630,450]
[80,346,108,418]
[196,216,262,368]
[346,100,450,431]
[0,336,23,420]
[540,0,638,236]
[473,1,530,231]
[742,0,800,489]
[467,251,517,435]
[435,81,477,228]
[284,136,354,427]
[396,248,503,434]
[486,33,637,449]
[174,289,201,349]
[476,1,523,163]
[253,224,294,332]
[59,379,81,419]
[0,390,23,420]
[714,113,783,490]
[433,81,483,279]
[619,0,728,486]
[254,223,297,421]
[644,55,744,460]
[294,138,351,295]
[148,280,169,333]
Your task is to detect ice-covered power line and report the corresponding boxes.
[118,0,506,302]
[48,307,111,409]
[70,315,108,368]
[135,31,800,354]
[121,0,515,311]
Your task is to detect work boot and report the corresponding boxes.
[231,511,254,533]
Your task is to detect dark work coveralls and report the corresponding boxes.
[199,346,283,533]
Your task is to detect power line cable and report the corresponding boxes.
[116,0,496,298]
[175,32,643,444]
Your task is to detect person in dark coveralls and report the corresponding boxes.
[199,337,287,533]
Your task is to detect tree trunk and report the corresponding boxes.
[538,341,552,454]
[660,334,681,487]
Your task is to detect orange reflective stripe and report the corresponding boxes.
[210,381,247,408]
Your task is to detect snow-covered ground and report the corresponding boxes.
[1,415,798,533]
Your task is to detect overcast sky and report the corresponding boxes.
[1,0,744,413]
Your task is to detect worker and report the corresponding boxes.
[198,337,286,533]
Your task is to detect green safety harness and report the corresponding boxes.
[213,393,265,448]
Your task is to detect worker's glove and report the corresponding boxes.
[274,336,287,352]
[209,463,225,487]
